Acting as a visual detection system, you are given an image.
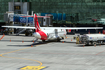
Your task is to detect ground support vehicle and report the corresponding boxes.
[76,34,105,45]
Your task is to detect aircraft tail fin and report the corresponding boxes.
[34,14,41,32]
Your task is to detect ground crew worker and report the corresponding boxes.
[76,35,79,44]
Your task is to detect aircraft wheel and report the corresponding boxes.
[42,40,45,42]
[57,39,61,42]
[62,37,64,39]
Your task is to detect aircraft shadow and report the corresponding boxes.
[2,34,33,37]
[60,41,76,43]
[7,44,32,47]
[0,40,33,42]
[76,45,90,47]
[3,39,78,47]
[77,44,105,47]
[75,44,101,47]
[32,41,49,45]
[7,41,51,47]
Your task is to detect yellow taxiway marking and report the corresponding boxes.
[20,66,46,70]
[0,47,46,70]
[1,47,31,55]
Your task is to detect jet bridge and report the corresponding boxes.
[4,12,32,35]
[4,12,53,35]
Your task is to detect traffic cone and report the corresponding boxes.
[33,40,34,43]
[22,40,24,43]
[22,39,24,43]
[66,36,67,38]
[71,39,72,41]
[62,41,64,43]
[10,38,11,42]
[31,45,33,47]
[99,32,101,34]
[83,45,85,47]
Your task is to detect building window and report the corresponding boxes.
[93,0,100,2]
[102,0,105,2]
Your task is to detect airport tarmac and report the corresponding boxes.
[0,34,105,70]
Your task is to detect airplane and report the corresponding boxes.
[91,18,105,24]
[2,14,103,42]
[97,18,105,24]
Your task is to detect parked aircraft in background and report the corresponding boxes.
[2,14,103,42]
[97,18,105,24]
[91,18,105,24]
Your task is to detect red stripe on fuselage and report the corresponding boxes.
[38,31,47,40]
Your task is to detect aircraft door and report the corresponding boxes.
[55,29,58,36]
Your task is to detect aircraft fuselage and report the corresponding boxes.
[33,29,66,41]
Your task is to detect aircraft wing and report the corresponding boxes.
[2,26,103,30]
[2,26,36,29]
[40,27,103,30]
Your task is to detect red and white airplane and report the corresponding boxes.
[2,14,103,42]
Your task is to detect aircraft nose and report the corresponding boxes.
[33,32,41,39]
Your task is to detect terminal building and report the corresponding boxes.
[0,0,105,34]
